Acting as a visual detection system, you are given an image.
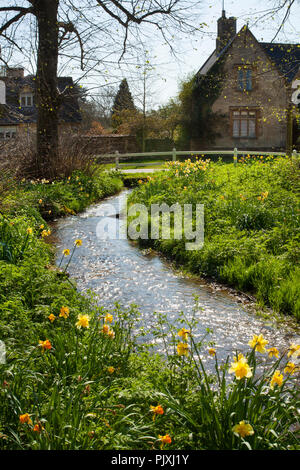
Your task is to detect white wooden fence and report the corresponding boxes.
[97,147,299,170]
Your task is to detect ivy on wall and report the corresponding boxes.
[176,57,225,148]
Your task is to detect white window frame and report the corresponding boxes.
[20,92,34,107]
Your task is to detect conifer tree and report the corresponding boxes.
[112,79,135,114]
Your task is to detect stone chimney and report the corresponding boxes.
[216,10,236,54]
[6,67,24,79]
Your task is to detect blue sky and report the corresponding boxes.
[2,0,299,109]
[146,0,300,106]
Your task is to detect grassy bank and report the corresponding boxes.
[0,165,300,450]
[128,155,300,320]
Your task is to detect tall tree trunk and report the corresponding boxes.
[35,0,59,178]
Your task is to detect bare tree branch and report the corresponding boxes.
[271,0,296,41]
[58,21,84,70]
[0,8,33,37]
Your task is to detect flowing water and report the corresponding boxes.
[54,190,300,365]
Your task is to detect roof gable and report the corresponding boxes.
[197,25,300,83]
[0,74,81,126]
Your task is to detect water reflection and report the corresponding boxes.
[54,190,299,364]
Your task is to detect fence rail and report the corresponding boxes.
[96,147,299,170]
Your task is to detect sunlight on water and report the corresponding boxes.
[54,190,299,364]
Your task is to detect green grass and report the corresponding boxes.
[0,162,299,450]
[128,155,300,320]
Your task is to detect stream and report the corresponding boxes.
[54,190,300,365]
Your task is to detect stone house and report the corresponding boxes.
[0,66,81,140]
[191,10,300,152]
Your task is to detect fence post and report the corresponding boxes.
[292,149,299,162]
[172,147,177,162]
[115,150,119,170]
[233,147,238,166]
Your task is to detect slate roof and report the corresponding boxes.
[260,43,300,82]
[197,26,300,83]
[0,74,81,126]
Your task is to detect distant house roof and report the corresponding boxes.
[260,43,300,82]
[0,72,81,126]
[197,26,300,83]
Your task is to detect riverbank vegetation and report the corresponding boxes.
[129,155,300,320]
[0,161,299,450]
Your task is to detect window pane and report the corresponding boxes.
[249,119,256,137]
[246,70,252,91]
[238,70,244,90]
[21,97,26,106]
[26,96,32,106]
[240,120,248,137]
[233,120,239,137]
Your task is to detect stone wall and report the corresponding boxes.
[73,135,139,159]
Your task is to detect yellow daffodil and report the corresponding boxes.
[177,342,189,356]
[267,347,279,358]
[284,362,299,375]
[102,324,110,334]
[208,347,216,356]
[229,354,253,380]
[33,422,44,433]
[287,343,300,359]
[102,324,115,338]
[76,314,90,329]
[107,366,115,374]
[48,313,56,323]
[107,328,115,339]
[62,249,70,256]
[19,413,32,425]
[150,405,164,421]
[105,313,113,323]
[59,306,69,318]
[158,434,171,449]
[41,230,49,238]
[38,339,52,352]
[232,421,254,438]
[27,227,33,235]
[178,328,190,341]
[248,334,268,353]
[270,370,284,389]
[75,239,82,246]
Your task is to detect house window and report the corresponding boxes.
[232,109,257,138]
[237,68,252,91]
[20,92,34,107]
[0,127,17,139]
